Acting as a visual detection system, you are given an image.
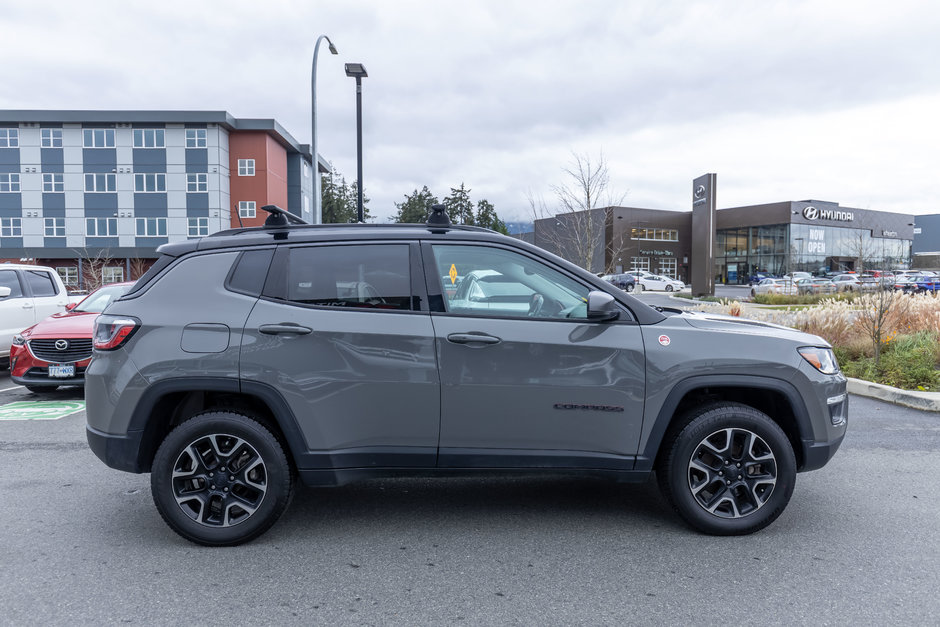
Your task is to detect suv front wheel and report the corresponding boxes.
[658,403,796,535]
[151,411,294,546]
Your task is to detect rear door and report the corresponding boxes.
[22,267,68,319]
[241,241,440,470]
[424,242,646,470]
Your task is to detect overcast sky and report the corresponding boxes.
[3,0,939,223]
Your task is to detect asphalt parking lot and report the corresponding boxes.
[1,369,938,625]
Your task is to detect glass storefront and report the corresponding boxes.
[716,224,912,284]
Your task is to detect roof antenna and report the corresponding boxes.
[425,203,451,230]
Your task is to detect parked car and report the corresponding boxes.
[795,277,837,295]
[830,274,863,292]
[635,274,685,292]
[904,274,940,293]
[601,273,636,292]
[750,278,796,297]
[0,264,71,368]
[9,282,134,392]
[85,204,847,546]
[747,272,776,286]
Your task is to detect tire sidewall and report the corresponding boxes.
[151,412,293,546]
[662,405,796,535]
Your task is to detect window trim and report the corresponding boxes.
[185,128,207,148]
[134,173,167,193]
[237,159,255,176]
[186,173,208,193]
[41,128,63,148]
[0,128,19,148]
[0,173,21,192]
[136,217,168,237]
[86,217,118,237]
[82,128,116,148]
[1,217,23,237]
[132,128,166,149]
[44,217,66,237]
[42,173,65,193]
[84,173,117,193]
[187,217,209,237]
[238,201,256,218]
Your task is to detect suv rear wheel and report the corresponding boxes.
[658,403,796,535]
[151,411,294,546]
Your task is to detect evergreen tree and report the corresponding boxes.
[394,186,438,223]
[474,199,508,234]
[320,165,371,223]
[444,183,475,225]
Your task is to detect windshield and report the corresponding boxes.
[74,284,131,313]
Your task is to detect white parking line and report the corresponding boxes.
[0,386,23,393]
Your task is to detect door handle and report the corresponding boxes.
[259,323,312,336]
[446,332,501,345]
[22,303,33,309]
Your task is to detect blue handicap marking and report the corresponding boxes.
[0,400,86,421]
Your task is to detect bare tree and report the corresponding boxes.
[856,287,906,371]
[528,152,627,272]
[72,249,115,292]
[128,258,151,281]
[846,231,878,274]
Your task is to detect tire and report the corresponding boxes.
[626,284,634,293]
[26,385,56,393]
[657,403,796,536]
[151,411,294,546]
[750,289,756,297]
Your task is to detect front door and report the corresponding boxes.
[425,243,646,470]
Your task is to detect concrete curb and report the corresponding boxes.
[846,377,940,412]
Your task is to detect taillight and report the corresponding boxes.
[94,315,140,350]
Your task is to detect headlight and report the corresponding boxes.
[12,334,26,346]
[798,346,839,374]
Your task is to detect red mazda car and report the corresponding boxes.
[10,282,134,393]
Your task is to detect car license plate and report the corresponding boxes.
[48,364,75,378]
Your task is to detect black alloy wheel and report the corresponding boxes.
[151,411,294,546]
[658,403,796,535]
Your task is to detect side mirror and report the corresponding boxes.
[0,286,10,298]
[587,290,620,322]
[65,303,77,311]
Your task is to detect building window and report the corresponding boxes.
[56,266,78,287]
[238,159,255,176]
[0,128,18,148]
[42,173,64,193]
[133,129,165,148]
[86,217,118,237]
[659,258,677,279]
[1,217,22,237]
[0,173,21,192]
[188,217,209,237]
[630,257,650,273]
[85,173,117,192]
[41,129,63,148]
[303,195,309,215]
[303,161,309,178]
[136,217,168,237]
[238,201,256,218]
[186,173,208,192]
[134,173,166,192]
[185,129,207,148]
[83,128,115,148]
[44,217,66,237]
[631,228,679,242]
[102,267,124,284]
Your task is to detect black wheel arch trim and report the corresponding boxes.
[636,374,817,473]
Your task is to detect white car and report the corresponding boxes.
[635,274,685,292]
[0,264,71,365]
[750,278,797,296]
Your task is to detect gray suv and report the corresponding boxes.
[86,206,847,546]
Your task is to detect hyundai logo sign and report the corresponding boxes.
[802,205,854,222]
[55,340,69,351]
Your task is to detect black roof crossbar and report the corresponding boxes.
[262,204,308,227]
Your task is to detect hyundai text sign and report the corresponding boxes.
[802,205,854,222]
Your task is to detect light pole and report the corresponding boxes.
[345,62,367,223]
[311,35,338,224]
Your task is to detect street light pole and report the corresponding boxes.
[311,35,338,224]
[345,63,367,223]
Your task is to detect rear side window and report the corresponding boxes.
[24,270,57,297]
[227,249,275,296]
[285,244,412,310]
[0,269,23,298]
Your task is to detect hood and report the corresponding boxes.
[677,310,829,346]
[24,310,98,338]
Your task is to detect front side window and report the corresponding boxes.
[188,217,208,237]
[83,128,115,148]
[186,173,208,192]
[44,217,65,237]
[431,244,590,320]
[85,173,116,192]
[0,173,20,192]
[185,129,207,148]
[238,201,256,218]
[42,173,64,192]
[284,244,412,311]
[41,128,63,147]
[134,173,166,192]
[0,128,18,148]
[132,128,165,148]
[86,217,117,237]
[1,217,22,237]
[0,269,23,297]
[238,159,255,176]
[136,217,167,237]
